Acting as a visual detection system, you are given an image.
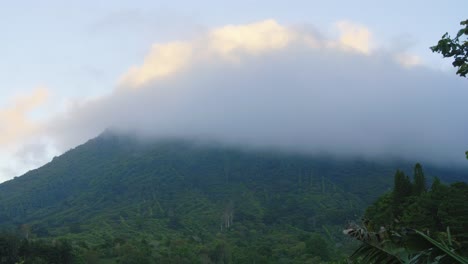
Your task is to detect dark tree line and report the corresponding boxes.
[0,233,74,264]
[365,163,468,254]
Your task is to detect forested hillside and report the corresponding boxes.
[0,132,465,263]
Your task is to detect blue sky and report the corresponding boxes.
[0,1,467,182]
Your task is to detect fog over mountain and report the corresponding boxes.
[20,20,468,173]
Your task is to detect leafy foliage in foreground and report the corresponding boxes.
[346,164,468,263]
[345,224,468,264]
[0,133,465,263]
[431,19,468,77]
[365,166,468,252]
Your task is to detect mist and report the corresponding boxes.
[41,21,468,168]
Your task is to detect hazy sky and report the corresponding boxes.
[1,1,467,182]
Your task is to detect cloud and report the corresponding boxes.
[119,20,382,89]
[0,139,58,182]
[14,19,468,180]
[0,87,49,146]
[14,142,49,165]
[394,53,422,67]
[208,19,293,57]
[119,20,295,88]
[0,88,53,182]
[119,41,193,88]
[335,21,372,54]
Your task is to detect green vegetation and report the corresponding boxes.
[0,133,465,263]
[431,19,468,77]
[345,164,468,263]
[345,224,468,264]
[0,233,74,264]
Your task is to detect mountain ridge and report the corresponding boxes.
[0,132,466,262]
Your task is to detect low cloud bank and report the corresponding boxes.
[38,20,468,168]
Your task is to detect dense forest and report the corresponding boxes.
[345,165,468,263]
[0,132,466,263]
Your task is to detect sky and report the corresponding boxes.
[1,1,467,182]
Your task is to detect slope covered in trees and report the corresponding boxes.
[345,164,468,263]
[0,132,465,263]
[365,165,468,252]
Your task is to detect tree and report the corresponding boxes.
[431,19,468,77]
[392,170,412,216]
[305,233,332,261]
[350,175,468,263]
[412,163,426,195]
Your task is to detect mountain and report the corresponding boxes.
[0,132,465,263]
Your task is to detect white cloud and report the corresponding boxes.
[3,19,466,182]
[0,87,49,146]
[119,20,297,88]
[394,53,422,67]
[45,20,468,167]
[119,41,193,88]
[0,87,57,182]
[208,19,293,57]
[119,20,378,90]
[335,21,372,54]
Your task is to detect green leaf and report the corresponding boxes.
[414,230,468,264]
[350,243,403,264]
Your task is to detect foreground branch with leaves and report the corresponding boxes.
[345,223,468,264]
[344,164,468,263]
[431,19,468,77]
